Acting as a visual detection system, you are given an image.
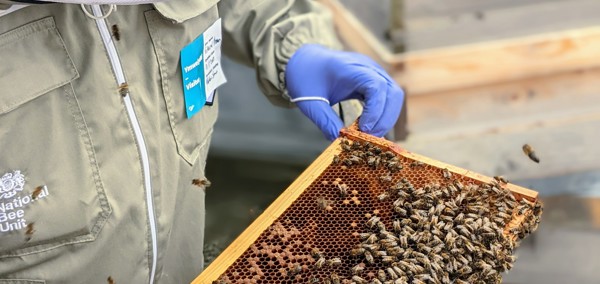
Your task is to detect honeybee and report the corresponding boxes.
[361,243,380,251]
[387,161,402,172]
[398,235,408,248]
[358,232,372,240]
[364,251,374,264]
[107,276,115,284]
[338,183,349,197]
[330,273,341,284]
[392,220,401,232]
[409,263,425,275]
[290,264,302,274]
[350,246,366,256]
[310,277,320,283]
[192,178,211,189]
[24,222,35,241]
[349,155,363,164]
[494,175,509,184]
[332,154,341,164]
[430,263,444,275]
[381,255,396,264]
[316,197,333,211]
[386,246,403,256]
[327,258,342,267]
[109,24,120,41]
[377,270,387,281]
[400,219,411,226]
[351,263,365,275]
[522,144,540,163]
[368,156,381,169]
[376,221,386,231]
[30,185,44,200]
[415,243,431,254]
[365,233,378,244]
[378,192,389,201]
[315,257,326,268]
[442,168,452,179]
[371,279,383,284]
[311,248,324,258]
[372,250,387,257]
[117,82,129,97]
[394,206,407,217]
[351,276,367,284]
[341,139,352,151]
[371,146,382,155]
[379,175,392,183]
[386,267,398,279]
[397,190,410,199]
[366,215,381,228]
[410,161,424,167]
[380,239,398,248]
[454,180,465,191]
[414,274,434,283]
[380,230,397,241]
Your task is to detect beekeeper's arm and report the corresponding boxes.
[219,0,404,140]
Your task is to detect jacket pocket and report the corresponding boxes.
[0,17,111,259]
[145,1,220,165]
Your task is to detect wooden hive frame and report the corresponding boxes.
[193,128,538,283]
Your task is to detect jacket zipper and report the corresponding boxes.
[91,5,158,284]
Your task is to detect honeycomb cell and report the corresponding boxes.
[214,136,542,284]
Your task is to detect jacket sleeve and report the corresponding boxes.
[218,0,342,107]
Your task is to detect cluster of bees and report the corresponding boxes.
[345,180,541,284]
[214,138,542,284]
[334,139,541,284]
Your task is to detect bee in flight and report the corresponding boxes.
[522,144,540,163]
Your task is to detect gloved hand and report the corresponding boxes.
[285,44,404,141]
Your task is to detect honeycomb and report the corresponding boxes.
[198,128,542,284]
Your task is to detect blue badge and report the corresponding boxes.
[180,19,227,119]
[181,34,206,119]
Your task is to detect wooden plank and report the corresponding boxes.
[321,0,600,95]
[405,0,566,19]
[192,140,343,283]
[404,0,600,50]
[400,117,600,182]
[586,198,600,230]
[406,67,600,134]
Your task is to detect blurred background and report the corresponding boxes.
[204,0,600,283]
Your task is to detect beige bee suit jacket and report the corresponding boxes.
[0,1,339,283]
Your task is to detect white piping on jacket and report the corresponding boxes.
[91,5,159,284]
[0,4,28,17]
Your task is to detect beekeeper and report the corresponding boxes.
[0,0,404,283]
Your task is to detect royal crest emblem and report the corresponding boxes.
[0,170,25,200]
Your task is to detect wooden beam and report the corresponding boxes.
[320,0,600,95]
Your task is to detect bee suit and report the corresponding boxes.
[0,0,340,283]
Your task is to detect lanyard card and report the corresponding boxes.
[180,18,227,119]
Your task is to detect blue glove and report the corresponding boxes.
[285,44,404,141]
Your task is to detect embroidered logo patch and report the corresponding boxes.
[0,170,50,233]
[0,170,25,200]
